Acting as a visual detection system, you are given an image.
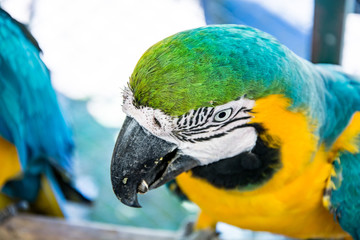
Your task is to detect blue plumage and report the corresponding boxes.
[316,65,360,146]
[317,67,360,238]
[0,8,82,210]
[331,150,360,239]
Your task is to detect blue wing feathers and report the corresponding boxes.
[0,8,74,199]
[319,66,360,239]
[330,151,360,240]
[311,64,360,147]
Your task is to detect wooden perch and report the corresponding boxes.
[0,214,176,240]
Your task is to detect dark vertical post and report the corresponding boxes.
[356,0,360,13]
[311,0,355,64]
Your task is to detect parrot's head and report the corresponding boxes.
[111,25,316,207]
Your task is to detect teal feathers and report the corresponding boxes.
[130,25,360,144]
[0,8,86,211]
[131,25,293,116]
[130,25,320,115]
[330,150,360,239]
[0,8,73,173]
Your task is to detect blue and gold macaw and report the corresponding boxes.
[110,25,360,239]
[0,8,87,217]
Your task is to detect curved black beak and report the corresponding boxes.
[111,116,199,208]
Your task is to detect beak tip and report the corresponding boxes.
[130,201,142,208]
[122,200,142,208]
[117,194,142,208]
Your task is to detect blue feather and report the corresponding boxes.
[0,8,75,204]
[330,150,360,240]
[316,65,360,146]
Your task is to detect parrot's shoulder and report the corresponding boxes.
[316,64,360,97]
[311,64,360,147]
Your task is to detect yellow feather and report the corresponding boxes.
[194,211,217,230]
[0,136,22,187]
[322,195,331,210]
[32,175,64,217]
[0,137,64,217]
[332,112,360,154]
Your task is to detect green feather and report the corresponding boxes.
[129,24,360,148]
[130,25,297,116]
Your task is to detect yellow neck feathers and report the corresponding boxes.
[176,95,348,239]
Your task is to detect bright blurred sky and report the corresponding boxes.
[343,13,360,76]
[246,0,314,33]
[2,0,206,127]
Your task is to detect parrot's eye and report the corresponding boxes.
[214,108,232,122]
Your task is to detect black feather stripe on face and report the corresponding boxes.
[190,124,281,189]
[174,103,253,143]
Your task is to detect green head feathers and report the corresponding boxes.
[129,25,309,116]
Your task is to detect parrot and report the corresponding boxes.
[110,24,360,239]
[0,7,89,218]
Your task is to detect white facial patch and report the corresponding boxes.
[122,88,257,165]
[122,88,176,139]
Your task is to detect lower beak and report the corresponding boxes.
[111,116,199,208]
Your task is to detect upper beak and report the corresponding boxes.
[111,116,199,208]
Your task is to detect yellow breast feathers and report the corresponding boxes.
[176,95,349,239]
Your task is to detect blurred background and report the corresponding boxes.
[0,0,360,239]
